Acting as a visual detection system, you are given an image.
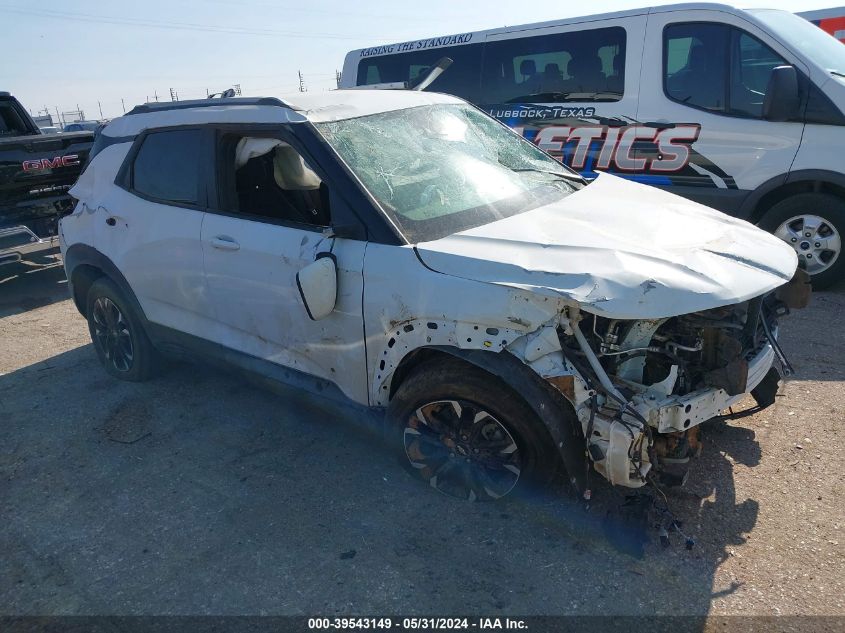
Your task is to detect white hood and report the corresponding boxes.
[415,173,798,319]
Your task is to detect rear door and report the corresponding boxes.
[636,8,807,213]
[97,127,213,337]
[480,15,646,179]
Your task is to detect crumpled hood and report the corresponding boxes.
[415,173,798,319]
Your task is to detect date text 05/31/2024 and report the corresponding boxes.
[308,618,528,630]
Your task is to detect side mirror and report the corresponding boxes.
[296,254,337,320]
[762,65,800,122]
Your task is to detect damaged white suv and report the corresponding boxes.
[61,90,809,499]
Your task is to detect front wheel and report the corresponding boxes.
[387,359,560,501]
[759,193,845,290]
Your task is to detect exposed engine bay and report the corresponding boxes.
[555,270,810,490]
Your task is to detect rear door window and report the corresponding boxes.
[131,129,203,205]
[480,26,626,103]
[0,99,32,136]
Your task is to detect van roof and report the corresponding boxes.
[345,2,761,58]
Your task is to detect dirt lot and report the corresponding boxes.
[1,251,843,617]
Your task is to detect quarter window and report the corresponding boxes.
[480,27,626,103]
[664,23,788,118]
[132,129,202,205]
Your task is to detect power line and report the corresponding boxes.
[0,5,385,40]
[200,0,479,23]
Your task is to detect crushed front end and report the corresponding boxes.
[557,270,810,489]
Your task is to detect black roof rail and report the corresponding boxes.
[125,97,296,116]
[0,91,11,97]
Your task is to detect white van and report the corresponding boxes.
[341,2,845,288]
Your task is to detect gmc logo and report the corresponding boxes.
[22,155,80,171]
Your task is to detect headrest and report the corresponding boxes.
[568,56,603,77]
[611,53,623,74]
[689,44,707,72]
[519,59,536,77]
[235,137,282,169]
[273,145,321,191]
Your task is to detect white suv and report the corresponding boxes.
[61,90,807,499]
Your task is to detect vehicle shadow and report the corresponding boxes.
[0,249,68,318]
[777,286,845,383]
[0,342,762,620]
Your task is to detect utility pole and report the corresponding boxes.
[154,90,159,102]
[298,71,306,92]
[55,106,61,127]
[98,101,104,119]
[335,70,342,89]
[121,98,126,113]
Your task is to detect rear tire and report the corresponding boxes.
[86,277,159,382]
[759,193,845,290]
[387,358,560,501]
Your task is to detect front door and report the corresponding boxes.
[201,130,369,404]
[636,9,807,211]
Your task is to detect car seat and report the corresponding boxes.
[606,53,624,95]
[565,55,605,94]
[519,59,537,83]
[235,137,322,224]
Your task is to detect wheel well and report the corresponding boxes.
[752,180,845,224]
[70,264,104,316]
[388,347,457,399]
[386,345,585,489]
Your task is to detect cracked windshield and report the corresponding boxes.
[316,104,582,242]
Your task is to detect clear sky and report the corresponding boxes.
[0,0,835,121]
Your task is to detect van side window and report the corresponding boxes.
[731,31,788,118]
[132,129,202,205]
[217,135,330,227]
[480,27,626,103]
[356,43,483,102]
[664,23,788,118]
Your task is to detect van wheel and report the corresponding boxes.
[759,193,845,290]
[86,277,159,382]
[387,359,559,501]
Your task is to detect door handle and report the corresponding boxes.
[210,236,240,251]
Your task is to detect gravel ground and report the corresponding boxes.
[1,252,843,617]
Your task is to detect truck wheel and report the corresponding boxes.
[759,193,845,290]
[85,277,159,382]
[387,359,559,501]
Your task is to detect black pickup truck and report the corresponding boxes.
[1,91,94,266]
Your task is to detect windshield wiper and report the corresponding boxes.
[505,91,622,104]
[508,167,585,183]
[830,70,845,78]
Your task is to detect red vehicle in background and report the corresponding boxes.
[800,7,845,43]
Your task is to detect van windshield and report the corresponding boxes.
[314,104,581,243]
[751,9,845,76]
